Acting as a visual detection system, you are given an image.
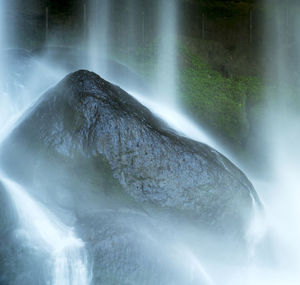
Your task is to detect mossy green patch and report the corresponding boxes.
[114,41,264,155]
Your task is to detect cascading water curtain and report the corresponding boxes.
[155,0,178,107]
[87,0,110,76]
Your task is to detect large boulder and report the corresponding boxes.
[0,70,261,284]
[0,69,259,234]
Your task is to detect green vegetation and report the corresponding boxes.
[183,45,266,148]
[115,40,264,156]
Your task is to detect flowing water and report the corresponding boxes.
[87,0,110,74]
[0,84,91,285]
[0,83,91,284]
[155,0,178,106]
[0,72,91,285]
[1,177,90,285]
[0,2,91,284]
[244,2,300,283]
[119,2,300,284]
[1,0,300,284]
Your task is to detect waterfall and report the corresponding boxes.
[0,79,92,284]
[4,0,299,283]
[0,0,14,126]
[155,0,178,106]
[263,0,300,274]
[0,81,92,284]
[87,0,110,75]
[0,0,91,280]
[0,177,91,285]
[128,90,216,148]
[85,0,178,105]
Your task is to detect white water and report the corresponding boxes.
[198,3,300,284]
[128,90,216,148]
[87,0,110,75]
[171,245,215,285]
[123,0,138,57]
[85,0,179,106]
[1,177,90,285]
[155,0,178,106]
[0,2,91,281]
[244,3,300,283]
[0,91,91,284]
[0,74,91,284]
[131,4,300,283]
[0,93,91,284]
[3,1,300,284]
[0,0,15,126]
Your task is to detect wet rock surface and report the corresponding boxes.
[0,70,260,284]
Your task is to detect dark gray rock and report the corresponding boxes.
[0,70,261,284]
[0,70,259,237]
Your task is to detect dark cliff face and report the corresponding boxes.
[0,70,258,234]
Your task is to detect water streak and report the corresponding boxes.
[87,0,110,75]
[155,0,178,106]
[128,90,216,148]
[1,176,91,285]
[0,0,91,278]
